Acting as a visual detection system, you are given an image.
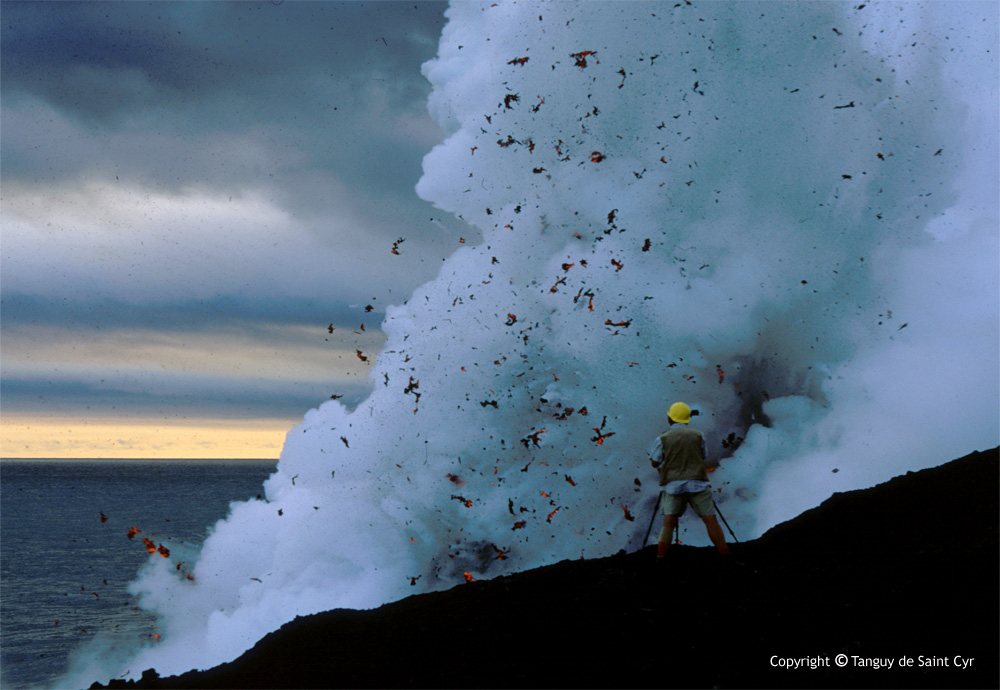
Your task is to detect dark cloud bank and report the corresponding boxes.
[2,1,464,425]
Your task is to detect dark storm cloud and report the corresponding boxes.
[1,290,385,417]
[0,372,371,419]
[2,1,444,123]
[1,1,458,428]
[0,306,379,410]
[1,1,448,199]
[0,292,384,334]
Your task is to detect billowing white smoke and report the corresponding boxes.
[69,1,997,685]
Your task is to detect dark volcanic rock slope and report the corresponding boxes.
[93,448,998,689]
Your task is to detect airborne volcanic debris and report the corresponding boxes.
[90,2,997,684]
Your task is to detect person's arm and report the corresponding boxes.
[649,437,663,468]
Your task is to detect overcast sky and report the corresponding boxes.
[1,1,469,458]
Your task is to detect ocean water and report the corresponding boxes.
[0,459,277,690]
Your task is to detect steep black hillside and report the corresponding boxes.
[93,447,998,689]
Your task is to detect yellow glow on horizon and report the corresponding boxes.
[0,415,298,459]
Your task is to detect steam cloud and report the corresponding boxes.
[66,1,997,685]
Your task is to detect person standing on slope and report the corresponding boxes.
[649,402,730,560]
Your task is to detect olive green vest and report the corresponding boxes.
[657,425,709,486]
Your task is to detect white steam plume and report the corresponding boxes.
[66,1,997,685]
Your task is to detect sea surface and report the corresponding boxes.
[0,459,277,690]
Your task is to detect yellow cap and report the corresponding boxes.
[668,402,691,424]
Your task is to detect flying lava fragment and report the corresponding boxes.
[591,416,616,445]
[570,50,598,68]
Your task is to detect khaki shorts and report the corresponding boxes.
[661,488,716,517]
